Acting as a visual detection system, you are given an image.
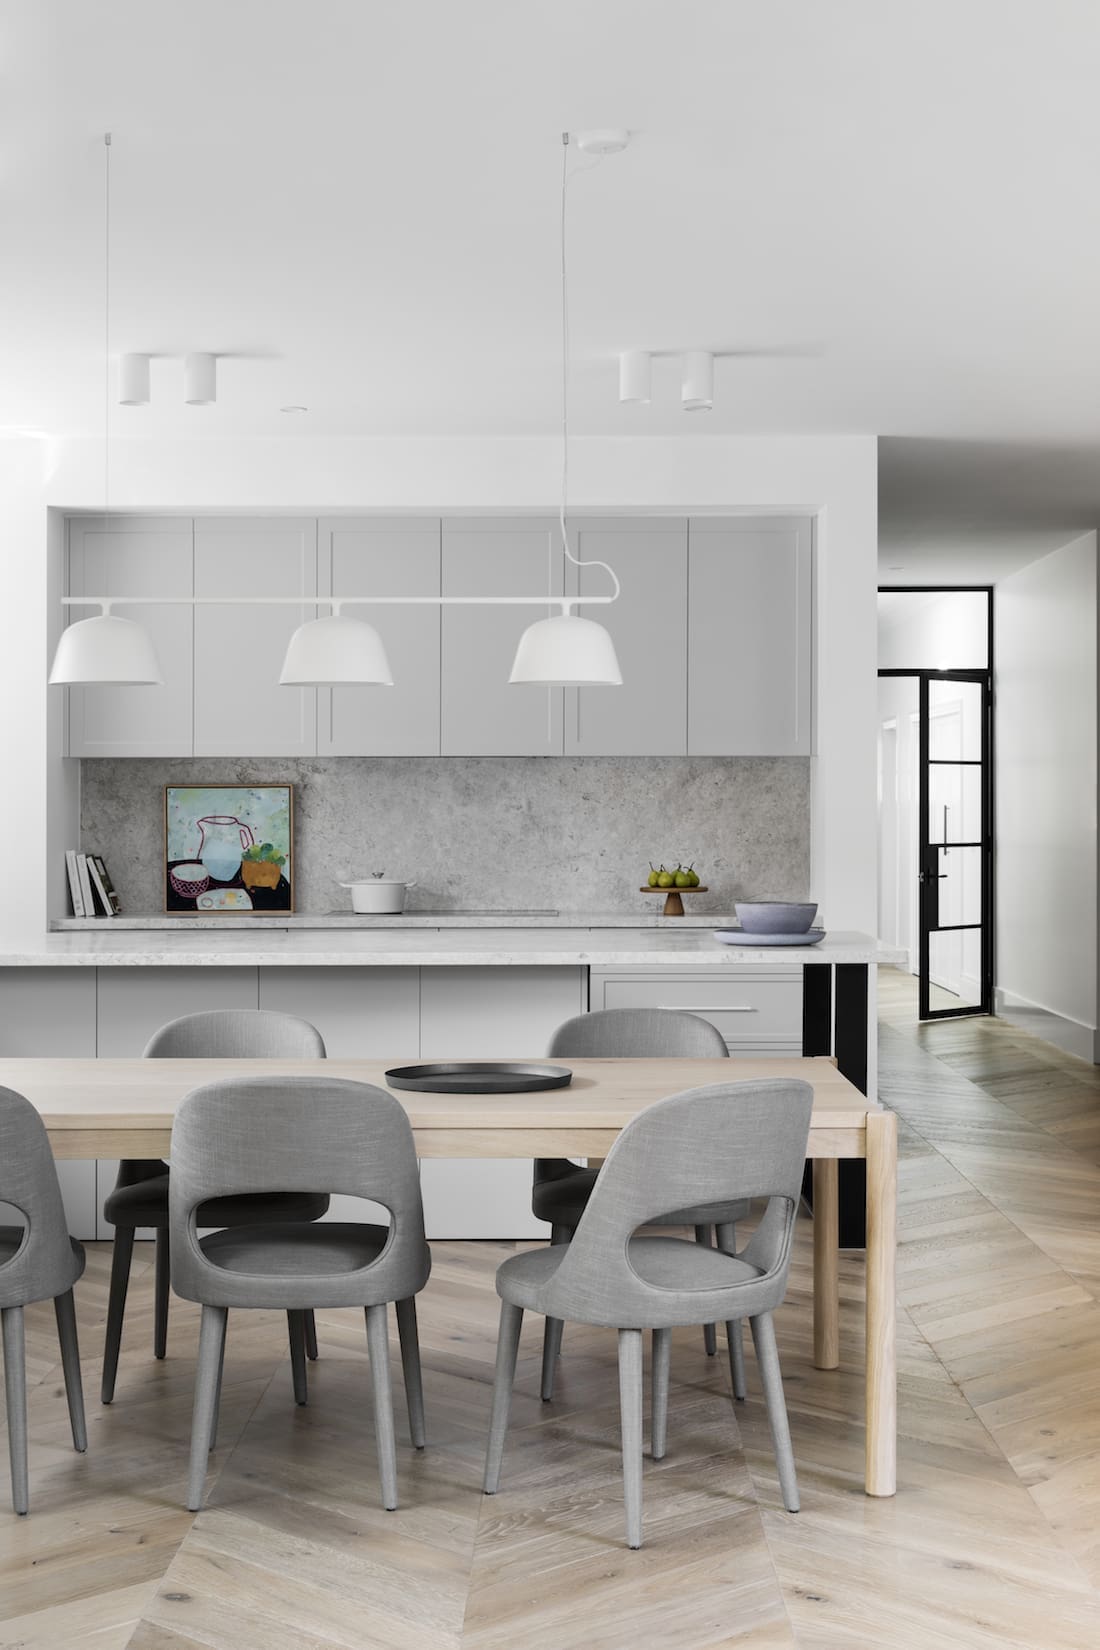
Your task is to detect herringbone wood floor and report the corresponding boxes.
[4,968,1100,1648]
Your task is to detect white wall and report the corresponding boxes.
[0,431,878,945]
[995,531,1098,1058]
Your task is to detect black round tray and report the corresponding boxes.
[384,1061,573,1094]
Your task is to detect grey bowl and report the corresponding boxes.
[735,901,818,935]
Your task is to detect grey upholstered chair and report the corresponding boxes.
[537,1008,749,1403]
[487,1078,814,1549]
[101,1009,329,1404]
[0,1086,87,1515]
[169,1074,432,1513]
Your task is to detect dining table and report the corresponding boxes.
[0,1051,897,1497]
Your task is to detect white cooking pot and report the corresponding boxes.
[340,875,417,914]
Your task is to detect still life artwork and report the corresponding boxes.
[165,785,293,913]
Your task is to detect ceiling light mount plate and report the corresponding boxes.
[575,128,630,156]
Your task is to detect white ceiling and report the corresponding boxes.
[7,0,1100,567]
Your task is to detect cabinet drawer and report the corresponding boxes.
[595,972,802,1044]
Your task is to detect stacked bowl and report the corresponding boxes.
[714,901,825,947]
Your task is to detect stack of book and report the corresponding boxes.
[66,851,122,917]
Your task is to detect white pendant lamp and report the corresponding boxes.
[280,612,393,685]
[510,611,622,686]
[681,349,714,412]
[119,352,150,404]
[49,610,162,685]
[619,349,652,404]
[184,352,216,404]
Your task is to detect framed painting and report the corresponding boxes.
[165,784,294,914]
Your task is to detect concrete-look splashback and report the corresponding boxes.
[79,757,811,916]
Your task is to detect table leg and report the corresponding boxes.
[865,1109,897,1497]
[812,1159,839,1370]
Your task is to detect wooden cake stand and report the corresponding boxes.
[639,885,709,918]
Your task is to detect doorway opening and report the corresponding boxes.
[878,587,994,1021]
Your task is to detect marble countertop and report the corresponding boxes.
[4,928,894,968]
[52,909,745,931]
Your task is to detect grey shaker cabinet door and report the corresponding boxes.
[564,518,687,755]
[317,518,441,755]
[66,516,195,757]
[688,517,813,756]
[440,518,564,755]
[193,518,318,757]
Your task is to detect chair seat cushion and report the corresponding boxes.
[0,1226,85,1300]
[497,1234,762,1316]
[533,1167,750,1235]
[200,1220,398,1278]
[104,1174,329,1230]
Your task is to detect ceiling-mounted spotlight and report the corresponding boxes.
[119,353,150,405]
[184,352,216,405]
[619,349,652,404]
[681,350,714,412]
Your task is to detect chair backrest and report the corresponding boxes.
[168,1075,424,1297]
[548,1008,728,1060]
[539,1079,814,1327]
[0,1086,77,1307]
[144,1008,326,1060]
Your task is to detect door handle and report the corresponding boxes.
[657,1004,758,1013]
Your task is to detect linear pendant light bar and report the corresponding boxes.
[58,594,616,608]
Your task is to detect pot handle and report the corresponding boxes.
[405,881,417,890]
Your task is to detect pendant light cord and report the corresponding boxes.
[103,133,112,537]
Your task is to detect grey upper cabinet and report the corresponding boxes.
[441,518,564,756]
[564,519,687,756]
[193,518,318,757]
[688,517,813,756]
[67,516,194,757]
[318,518,441,756]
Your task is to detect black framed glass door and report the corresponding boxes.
[918,671,993,1019]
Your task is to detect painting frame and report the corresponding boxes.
[164,783,295,915]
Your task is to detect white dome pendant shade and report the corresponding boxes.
[509,612,622,686]
[48,612,163,685]
[279,613,393,685]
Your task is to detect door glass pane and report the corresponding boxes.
[928,678,984,760]
[928,928,983,1011]
[932,845,983,927]
[878,591,989,670]
[929,764,982,843]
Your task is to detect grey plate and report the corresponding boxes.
[385,1061,573,1094]
[713,928,826,947]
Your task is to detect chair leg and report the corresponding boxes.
[694,1226,717,1356]
[483,1300,523,1495]
[154,1228,170,1360]
[715,1222,747,1402]
[2,1307,28,1515]
[54,1290,87,1453]
[651,1326,671,1462]
[304,1310,319,1361]
[540,1222,571,1398]
[618,1327,644,1550]
[365,1303,398,1511]
[186,1305,227,1511]
[209,1314,228,1452]
[750,1312,799,1513]
[101,1225,135,1405]
[395,1296,426,1449]
[287,1310,308,1406]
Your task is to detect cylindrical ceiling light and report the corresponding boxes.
[618,349,652,404]
[510,611,622,686]
[184,352,216,404]
[279,613,393,685]
[681,349,714,412]
[48,610,163,685]
[119,352,150,405]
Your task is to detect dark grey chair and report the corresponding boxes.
[536,1008,749,1403]
[169,1074,431,1513]
[487,1078,814,1549]
[101,1009,330,1405]
[0,1086,87,1515]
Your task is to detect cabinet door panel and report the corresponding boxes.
[67,517,194,756]
[688,518,812,756]
[441,518,563,755]
[194,519,317,756]
[564,519,686,755]
[318,519,441,755]
[258,967,419,1058]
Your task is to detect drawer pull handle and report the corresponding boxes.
[657,1004,758,1013]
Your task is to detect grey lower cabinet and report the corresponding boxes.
[589,967,803,1055]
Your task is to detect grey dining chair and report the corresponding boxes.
[487,1078,814,1549]
[101,1009,329,1405]
[169,1074,432,1513]
[536,1007,749,1402]
[0,1086,88,1515]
